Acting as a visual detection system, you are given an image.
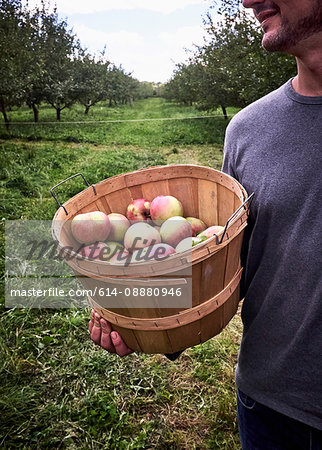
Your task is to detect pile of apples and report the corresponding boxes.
[71,195,224,264]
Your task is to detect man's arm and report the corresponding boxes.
[222,123,238,179]
[222,121,252,301]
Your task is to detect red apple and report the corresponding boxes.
[109,250,131,265]
[198,225,224,240]
[123,222,161,251]
[150,195,183,224]
[160,216,192,248]
[107,213,130,242]
[185,217,207,237]
[126,198,151,222]
[71,211,110,244]
[76,241,109,260]
[132,243,175,263]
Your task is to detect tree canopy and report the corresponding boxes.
[0,0,154,125]
[164,7,297,117]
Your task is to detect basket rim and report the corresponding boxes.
[51,164,249,272]
[52,164,247,222]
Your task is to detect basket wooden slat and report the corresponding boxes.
[198,179,218,226]
[141,179,170,201]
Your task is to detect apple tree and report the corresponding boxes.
[39,10,80,120]
[0,0,36,128]
[73,50,112,114]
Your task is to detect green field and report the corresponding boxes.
[0,98,243,449]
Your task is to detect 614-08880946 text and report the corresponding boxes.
[97,287,183,297]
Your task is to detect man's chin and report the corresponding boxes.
[262,32,289,52]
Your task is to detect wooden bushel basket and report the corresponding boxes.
[51,164,250,354]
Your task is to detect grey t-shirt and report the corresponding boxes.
[222,79,322,430]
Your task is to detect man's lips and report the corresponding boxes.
[255,9,279,26]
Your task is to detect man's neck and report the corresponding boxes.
[291,33,322,97]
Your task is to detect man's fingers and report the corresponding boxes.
[89,312,133,357]
[100,318,116,353]
[111,331,133,357]
[100,317,113,334]
[90,312,102,345]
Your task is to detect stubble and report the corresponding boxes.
[262,1,322,52]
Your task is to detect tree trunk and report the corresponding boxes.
[129,97,134,107]
[56,108,61,121]
[0,98,10,130]
[109,98,113,107]
[84,105,90,115]
[221,105,228,120]
[32,103,39,122]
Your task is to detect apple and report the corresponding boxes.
[126,198,151,222]
[192,236,205,246]
[123,222,161,251]
[109,249,131,265]
[131,243,175,263]
[104,241,124,260]
[175,236,203,252]
[160,216,192,248]
[198,225,225,240]
[107,213,130,242]
[150,195,183,224]
[175,237,193,253]
[76,241,109,260]
[71,211,110,244]
[185,217,207,237]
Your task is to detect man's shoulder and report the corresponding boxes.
[227,81,288,134]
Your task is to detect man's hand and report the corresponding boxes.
[88,310,133,357]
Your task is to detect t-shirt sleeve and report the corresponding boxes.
[221,119,249,300]
[221,123,238,179]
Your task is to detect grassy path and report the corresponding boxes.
[0,98,242,449]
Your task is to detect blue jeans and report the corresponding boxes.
[237,388,322,450]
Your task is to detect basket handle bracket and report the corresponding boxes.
[50,173,97,216]
[218,192,255,244]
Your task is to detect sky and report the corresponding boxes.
[26,0,218,83]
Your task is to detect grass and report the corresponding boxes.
[1,97,243,449]
[0,98,236,147]
[1,307,242,449]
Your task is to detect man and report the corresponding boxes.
[221,0,322,448]
[89,0,322,447]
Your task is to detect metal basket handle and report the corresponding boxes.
[50,173,97,216]
[217,192,255,244]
